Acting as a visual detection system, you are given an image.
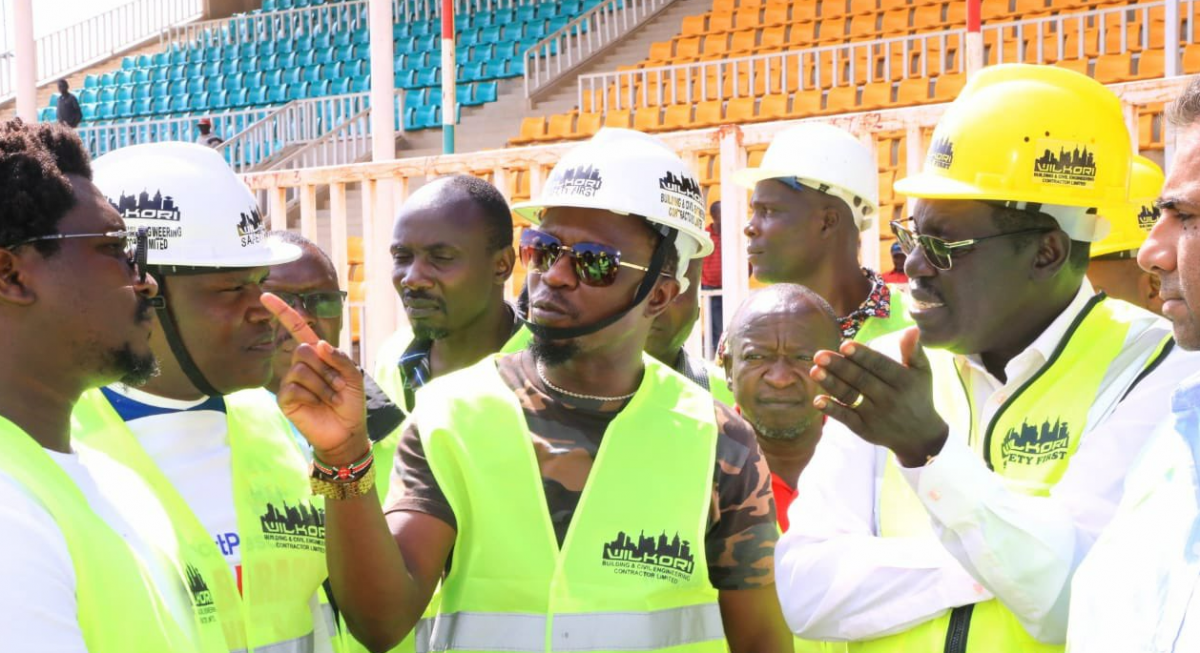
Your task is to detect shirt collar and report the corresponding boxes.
[960,279,1096,383]
[839,267,891,340]
[399,302,521,391]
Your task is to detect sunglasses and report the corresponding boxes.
[520,228,663,288]
[11,227,150,284]
[271,290,348,318]
[890,220,1052,271]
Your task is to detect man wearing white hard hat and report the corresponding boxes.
[276,128,792,652]
[72,142,337,653]
[776,64,1191,652]
[734,123,913,342]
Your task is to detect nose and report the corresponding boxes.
[135,270,159,299]
[762,358,799,389]
[744,212,760,238]
[903,243,937,279]
[247,285,272,325]
[1138,214,1177,275]
[400,258,435,291]
[539,249,579,289]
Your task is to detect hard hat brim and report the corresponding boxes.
[150,238,303,269]
[510,198,716,259]
[730,167,793,190]
[892,172,996,201]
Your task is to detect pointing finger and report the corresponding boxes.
[262,292,320,347]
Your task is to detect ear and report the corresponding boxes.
[723,354,734,388]
[1030,231,1072,280]
[818,204,842,240]
[643,276,681,319]
[493,247,516,286]
[0,249,36,307]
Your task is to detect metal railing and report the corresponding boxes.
[981,0,1196,63]
[75,106,273,159]
[161,0,387,49]
[524,0,679,99]
[221,91,388,171]
[0,0,203,100]
[239,76,1187,370]
[578,29,968,112]
[270,107,373,169]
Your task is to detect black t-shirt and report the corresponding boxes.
[56,93,81,128]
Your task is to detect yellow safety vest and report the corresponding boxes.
[0,416,200,653]
[853,286,914,344]
[857,296,1173,653]
[74,387,330,653]
[412,354,724,652]
[373,325,532,413]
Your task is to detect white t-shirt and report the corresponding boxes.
[102,384,333,651]
[0,448,199,652]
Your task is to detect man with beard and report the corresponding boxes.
[0,121,218,651]
[1066,77,1200,650]
[373,175,529,414]
[735,122,912,342]
[71,142,338,653]
[646,259,735,405]
[722,284,844,653]
[775,64,1189,651]
[275,128,791,652]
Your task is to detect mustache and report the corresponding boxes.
[401,290,445,308]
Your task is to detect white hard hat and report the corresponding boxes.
[93,142,301,269]
[513,128,714,291]
[731,123,880,231]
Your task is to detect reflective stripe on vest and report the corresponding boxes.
[859,295,1174,653]
[0,417,199,653]
[414,604,724,653]
[73,387,329,653]
[415,354,724,653]
[854,286,915,344]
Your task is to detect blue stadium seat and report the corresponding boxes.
[115,100,134,118]
[303,64,323,83]
[330,78,350,95]
[113,69,132,85]
[395,69,416,89]
[121,56,136,70]
[238,57,257,73]
[260,41,277,57]
[333,45,353,62]
[515,5,536,21]
[186,62,203,79]
[428,87,443,106]
[151,97,170,114]
[483,60,507,79]
[352,29,369,46]
[152,52,170,67]
[393,23,411,39]
[38,106,56,122]
[247,86,269,105]
[265,69,283,87]
[204,47,222,63]
[288,82,309,101]
[346,60,367,79]
[229,89,250,107]
[459,62,483,82]
[169,50,187,65]
[351,43,369,60]
[416,67,441,87]
[322,62,344,81]
[224,45,241,61]
[98,87,117,103]
[184,93,204,112]
[269,83,289,103]
[203,61,220,77]
[458,30,479,47]
[314,32,333,50]
[478,26,503,44]
[219,59,239,75]
[206,77,223,94]
[133,98,152,116]
[352,74,371,93]
[456,85,474,106]
[97,102,115,119]
[78,88,99,104]
[245,71,265,89]
[333,31,352,47]
[411,22,434,37]
[309,79,331,97]
[169,64,186,81]
[472,44,496,62]
[283,67,303,85]
[133,84,152,101]
[186,77,205,95]
[298,49,317,66]
[150,66,169,83]
[418,105,440,129]
[474,80,498,103]
[224,73,245,92]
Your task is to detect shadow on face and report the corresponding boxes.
[264,245,342,393]
[646,260,702,364]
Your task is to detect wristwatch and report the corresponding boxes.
[311,469,376,500]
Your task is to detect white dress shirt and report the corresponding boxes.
[1068,366,1200,652]
[776,282,1186,644]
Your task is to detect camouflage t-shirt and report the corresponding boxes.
[385,350,778,590]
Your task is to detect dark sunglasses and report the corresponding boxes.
[520,228,663,288]
[271,290,347,318]
[890,220,1052,271]
[12,227,149,284]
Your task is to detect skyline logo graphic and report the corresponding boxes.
[237,208,265,247]
[260,500,325,553]
[1138,204,1161,231]
[601,529,696,585]
[658,171,705,229]
[1033,142,1097,188]
[1000,418,1071,465]
[658,171,703,203]
[547,164,604,198]
[110,189,182,221]
[928,137,954,170]
[185,564,218,624]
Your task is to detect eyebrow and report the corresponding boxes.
[1156,196,1197,212]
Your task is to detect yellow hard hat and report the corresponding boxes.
[894,64,1133,243]
[1091,155,1164,259]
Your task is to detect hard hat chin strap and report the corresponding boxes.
[519,229,677,342]
[151,272,225,398]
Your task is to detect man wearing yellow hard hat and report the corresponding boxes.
[775,64,1192,652]
[1086,156,1165,314]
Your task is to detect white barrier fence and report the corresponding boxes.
[75,106,272,159]
[0,0,203,100]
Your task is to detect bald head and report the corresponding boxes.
[724,284,840,441]
[399,174,513,253]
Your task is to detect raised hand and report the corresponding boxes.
[809,327,949,468]
[262,292,370,466]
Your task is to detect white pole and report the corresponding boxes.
[718,124,750,331]
[14,0,36,123]
[369,0,395,161]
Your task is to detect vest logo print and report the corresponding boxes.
[658,171,705,229]
[929,137,954,170]
[547,164,603,198]
[602,530,696,584]
[1000,418,1070,465]
[1033,141,1097,188]
[185,564,218,625]
[260,500,325,552]
[237,208,266,247]
[1138,203,1161,231]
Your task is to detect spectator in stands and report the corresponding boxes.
[195,118,223,148]
[735,123,912,343]
[372,175,528,414]
[646,259,734,406]
[54,80,81,129]
[881,241,909,285]
[702,200,724,347]
[721,284,840,533]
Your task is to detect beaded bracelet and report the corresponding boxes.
[311,444,374,483]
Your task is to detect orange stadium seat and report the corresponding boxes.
[661,104,693,131]
[676,36,703,58]
[1054,57,1090,76]
[711,0,735,13]
[510,116,545,145]
[681,15,707,36]
[725,96,756,122]
[759,94,788,120]
[633,106,663,132]
[981,0,1014,21]
[647,41,673,63]
[789,21,819,45]
[760,25,787,49]
[1134,50,1166,80]
[791,89,822,117]
[879,8,911,35]
[825,85,858,113]
[574,111,603,138]
[708,10,735,33]
[817,18,849,43]
[730,29,757,53]
[1185,43,1200,73]
[849,0,878,16]
[603,109,631,128]
[860,81,893,109]
[793,3,818,23]
[896,76,930,104]
[1093,52,1133,83]
[932,73,965,101]
[694,100,724,127]
[763,4,790,26]
[705,33,732,55]
[735,6,762,29]
[534,112,573,142]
